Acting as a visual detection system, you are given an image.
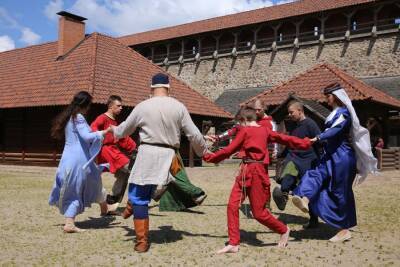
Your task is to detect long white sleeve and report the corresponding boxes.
[114,106,142,139]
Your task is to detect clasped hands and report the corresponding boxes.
[101,125,117,136]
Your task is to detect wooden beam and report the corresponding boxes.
[151,47,155,61]
[189,145,194,168]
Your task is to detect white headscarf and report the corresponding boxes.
[331,88,378,184]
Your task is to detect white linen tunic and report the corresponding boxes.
[114,96,207,185]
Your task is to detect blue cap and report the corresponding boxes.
[151,73,170,88]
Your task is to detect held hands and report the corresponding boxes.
[204,135,217,143]
[102,125,115,136]
[203,152,215,163]
[309,137,318,144]
[110,125,117,133]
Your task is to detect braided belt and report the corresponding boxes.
[242,158,264,164]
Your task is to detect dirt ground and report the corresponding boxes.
[0,164,399,266]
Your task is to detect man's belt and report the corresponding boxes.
[140,142,178,151]
[242,158,264,164]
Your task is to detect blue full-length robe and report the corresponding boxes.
[294,107,357,229]
[49,114,104,218]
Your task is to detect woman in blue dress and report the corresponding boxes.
[49,91,112,233]
[292,83,377,242]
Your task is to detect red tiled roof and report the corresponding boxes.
[118,0,375,46]
[0,33,232,118]
[242,63,400,109]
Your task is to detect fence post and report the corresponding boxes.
[397,148,400,170]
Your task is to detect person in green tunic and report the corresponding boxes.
[158,152,207,211]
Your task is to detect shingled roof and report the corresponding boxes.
[270,93,331,123]
[118,0,374,46]
[0,33,231,118]
[243,63,400,110]
[215,86,271,115]
[362,76,400,100]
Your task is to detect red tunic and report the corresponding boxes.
[220,116,274,163]
[222,115,273,138]
[204,126,310,245]
[257,115,273,130]
[204,126,310,185]
[91,114,136,173]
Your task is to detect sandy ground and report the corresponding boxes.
[0,164,399,266]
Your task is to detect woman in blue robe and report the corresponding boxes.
[292,83,377,242]
[49,91,112,233]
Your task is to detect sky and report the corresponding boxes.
[0,0,295,52]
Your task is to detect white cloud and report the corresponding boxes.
[20,28,41,45]
[0,35,15,52]
[1,7,42,47]
[68,0,297,36]
[44,0,64,21]
[0,7,19,28]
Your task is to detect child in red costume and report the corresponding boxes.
[91,95,136,206]
[203,107,311,253]
[207,99,276,164]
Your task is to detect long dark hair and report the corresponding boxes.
[51,91,93,140]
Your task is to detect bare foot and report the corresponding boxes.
[278,227,290,248]
[107,203,120,212]
[63,223,85,233]
[329,229,351,242]
[216,244,239,254]
[292,196,309,213]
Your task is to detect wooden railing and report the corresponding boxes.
[149,17,400,64]
[0,152,61,166]
[376,148,400,170]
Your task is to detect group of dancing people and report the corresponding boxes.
[48,72,377,253]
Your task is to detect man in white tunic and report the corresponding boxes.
[112,73,208,252]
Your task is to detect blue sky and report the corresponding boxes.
[0,0,294,52]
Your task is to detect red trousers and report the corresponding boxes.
[227,163,287,245]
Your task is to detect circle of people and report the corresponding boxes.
[48,73,378,254]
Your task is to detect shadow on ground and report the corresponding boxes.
[240,229,277,247]
[122,225,227,243]
[74,216,121,229]
[276,212,309,225]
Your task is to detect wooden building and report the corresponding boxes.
[0,12,232,166]
[242,63,400,147]
[269,93,331,130]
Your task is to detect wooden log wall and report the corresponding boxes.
[0,107,62,166]
[376,148,400,171]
